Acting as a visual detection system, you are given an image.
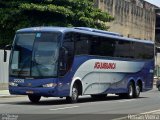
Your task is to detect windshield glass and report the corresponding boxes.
[10,32,61,77]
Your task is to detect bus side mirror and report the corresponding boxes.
[4,44,11,62]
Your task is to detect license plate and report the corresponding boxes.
[26,91,34,94]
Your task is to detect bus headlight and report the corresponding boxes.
[9,82,18,87]
[42,83,57,88]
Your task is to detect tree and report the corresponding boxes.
[0,0,114,47]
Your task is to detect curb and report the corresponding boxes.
[0,90,24,98]
[0,95,25,98]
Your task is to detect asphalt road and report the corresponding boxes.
[0,86,160,120]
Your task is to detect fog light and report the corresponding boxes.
[9,82,18,87]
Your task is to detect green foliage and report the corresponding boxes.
[0,0,114,47]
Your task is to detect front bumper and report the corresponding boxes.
[9,86,58,97]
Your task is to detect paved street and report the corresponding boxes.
[0,86,160,120]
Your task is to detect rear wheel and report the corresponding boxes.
[133,83,141,98]
[28,95,41,103]
[127,82,134,99]
[66,84,79,103]
[119,82,134,99]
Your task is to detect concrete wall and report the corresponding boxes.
[94,0,156,41]
[0,50,10,90]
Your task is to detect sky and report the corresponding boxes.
[145,0,160,7]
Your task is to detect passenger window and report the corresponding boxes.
[59,33,74,76]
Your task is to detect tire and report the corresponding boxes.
[66,84,79,103]
[133,83,141,98]
[158,86,160,91]
[91,94,107,100]
[119,82,134,99]
[127,82,134,99]
[28,95,41,103]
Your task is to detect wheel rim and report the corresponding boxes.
[72,87,78,101]
[129,85,133,97]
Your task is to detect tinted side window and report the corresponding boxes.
[144,44,154,59]
[75,33,90,55]
[90,37,116,57]
[114,40,133,58]
[134,42,154,59]
[73,32,154,60]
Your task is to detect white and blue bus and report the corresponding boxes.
[7,27,154,103]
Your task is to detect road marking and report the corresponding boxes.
[116,99,136,103]
[112,116,128,120]
[141,109,160,114]
[112,109,160,120]
[50,106,79,111]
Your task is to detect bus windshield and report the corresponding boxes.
[10,32,61,77]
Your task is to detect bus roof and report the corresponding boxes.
[17,26,154,44]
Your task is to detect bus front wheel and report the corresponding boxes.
[28,95,41,103]
[66,84,79,103]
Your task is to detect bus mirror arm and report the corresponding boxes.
[3,44,12,62]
